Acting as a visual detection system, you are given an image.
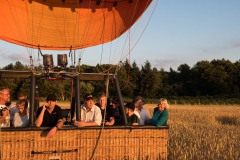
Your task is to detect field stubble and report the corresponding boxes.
[145,104,240,160]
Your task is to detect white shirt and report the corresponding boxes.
[73,104,102,126]
[134,110,140,118]
[13,112,29,127]
[134,108,151,125]
[139,109,151,125]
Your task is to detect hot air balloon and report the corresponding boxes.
[0,1,169,159]
[0,0,152,50]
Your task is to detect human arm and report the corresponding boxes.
[150,110,168,127]
[35,105,46,127]
[156,110,168,126]
[74,106,102,127]
[105,108,115,125]
[131,114,139,126]
[132,122,138,125]
[47,119,64,138]
[74,120,99,127]
[0,109,9,123]
[47,106,63,137]
[105,117,115,125]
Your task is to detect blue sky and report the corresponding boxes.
[0,0,240,71]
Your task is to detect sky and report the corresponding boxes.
[0,0,240,71]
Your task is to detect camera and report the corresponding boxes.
[0,106,8,116]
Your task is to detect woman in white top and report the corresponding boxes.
[133,96,151,125]
[12,99,29,127]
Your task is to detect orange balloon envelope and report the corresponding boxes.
[0,0,152,50]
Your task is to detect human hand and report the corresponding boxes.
[42,103,49,111]
[47,126,57,138]
[74,120,85,127]
[105,122,112,126]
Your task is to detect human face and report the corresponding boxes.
[135,100,143,109]
[158,101,166,112]
[112,102,119,108]
[0,89,10,103]
[46,100,56,109]
[17,104,25,113]
[99,96,106,108]
[85,99,94,109]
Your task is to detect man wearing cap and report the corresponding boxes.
[125,102,139,125]
[73,94,102,127]
[35,94,63,138]
[133,96,151,125]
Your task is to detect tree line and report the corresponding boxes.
[1,59,240,104]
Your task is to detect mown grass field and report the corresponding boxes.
[145,104,240,160]
[49,102,240,159]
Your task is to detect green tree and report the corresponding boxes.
[177,64,195,96]
[139,60,156,97]
[131,61,140,96]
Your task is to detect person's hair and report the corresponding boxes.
[98,92,106,98]
[133,95,143,104]
[158,98,169,109]
[0,87,9,94]
[17,90,27,98]
[125,102,135,111]
[17,99,28,109]
[112,97,119,104]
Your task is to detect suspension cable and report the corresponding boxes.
[90,71,110,160]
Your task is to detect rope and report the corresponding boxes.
[78,0,94,51]
[101,0,155,71]
[98,0,107,66]
[120,0,158,62]
[90,72,110,160]
[99,0,158,91]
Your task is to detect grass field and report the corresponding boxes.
[144,104,240,160]
[44,102,240,159]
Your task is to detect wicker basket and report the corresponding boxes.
[0,126,168,160]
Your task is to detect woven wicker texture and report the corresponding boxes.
[0,128,168,160]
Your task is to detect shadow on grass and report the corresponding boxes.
[215,116,240,126]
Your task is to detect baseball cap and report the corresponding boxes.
[85,94,94,100]
[46,94,57,101]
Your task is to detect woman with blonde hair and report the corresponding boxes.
[12,99,29,127]
[149,98,169,126]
